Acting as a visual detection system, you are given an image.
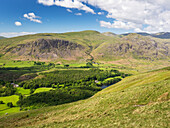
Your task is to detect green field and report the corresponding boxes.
[33,88,54,94]
[0,95,20,116]
[0,88,55,116]
[17,88,30,95]
[0,60,34,67]
[0,95,19,106]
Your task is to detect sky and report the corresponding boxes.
[0,0,170,37]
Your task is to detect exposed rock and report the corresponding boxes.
[93,34,170,60]
[8,39,86,61]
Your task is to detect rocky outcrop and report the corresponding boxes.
[93,34,170,60]
[1,32,170,62]
[6,39,86,61]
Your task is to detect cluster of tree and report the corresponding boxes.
[34,61,56,68]
[80,62,93,68]
[19,69,100,89]
[97,78,122,86]
[19,69,128,90]
[13,60,21,63]
[64,64,69,68]
[0,100,13,108]
[0,101,13,108]
[0,83,16,96]
[0,62,59,82]
[0,67,19,70]
[17,86,101,109]
[14,69,130,110]
[34,61,45,65]
[0,80,5,86]
[7,102,13,108]
[0,100,4,104]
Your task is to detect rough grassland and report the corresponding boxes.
[0,67,169,128]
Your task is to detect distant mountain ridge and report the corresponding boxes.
[102,32,117,37]
[121,32,170,39]
[0,36,6,39]
[0,30,169,62]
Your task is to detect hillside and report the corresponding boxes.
[93,33,170,61]
[0,67,169,128]
[0,31,169,71]
[122,32,170,39]
[4,38,87,61]
[0,36,6,39]
[102,32,117,37]
[0,31,115,62]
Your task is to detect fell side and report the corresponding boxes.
[0,67,169,128]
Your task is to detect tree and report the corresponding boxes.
[30,88,34,94]
[86,62,93,67]
[7,102,13,108]
[64,64,69,68]
[19,94,23,101]
[0,101,4,104]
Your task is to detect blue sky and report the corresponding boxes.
[0,0,170,37]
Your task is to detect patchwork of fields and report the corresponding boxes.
[0,60,127,116]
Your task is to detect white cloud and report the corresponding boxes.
[67,9,72,13]
[24,12,42,23]
[0,32,36,38]
[98,12,104,15]
[37,0,170,33]
[80,0,170,33]
[15,21,22,26]
[75,13,82,16]
[100,20,142,30]
[38,0,95,14]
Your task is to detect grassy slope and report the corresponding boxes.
[0,30,117,63]
[0,31,115,53]
[0,31,169,72]
[0,67,169,128]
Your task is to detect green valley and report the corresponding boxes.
[0,66,169,128]
[1,0,170,127]
[0,31,169,128]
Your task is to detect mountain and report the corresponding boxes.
[0,31,110,61]
[93,33,170,61]
[121,32,170,39]
[102,32,117,37]
[1,67,169,127]
[0,36,6,39]
[0,31,169,63]
[151,32,170,39]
